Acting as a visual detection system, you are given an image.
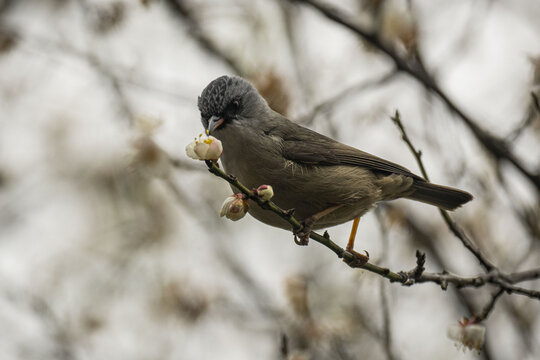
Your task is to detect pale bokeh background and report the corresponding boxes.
[0,0,539,359]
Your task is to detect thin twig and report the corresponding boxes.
[376,209,399,360]
[390,111,429,181]
[21,34,134,124]
[164,0,243,75]
[205,160,405,282]
[297,70,398,125]
[390,110,497,272]
[474,289,504,323]
[380,275,397,360]
[506,92,540,141]
[531,92,540,115]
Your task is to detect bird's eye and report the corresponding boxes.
[224,99,241,118]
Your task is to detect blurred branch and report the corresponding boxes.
[297,70,398,125]
[22,33,196,124]
[217,240,282,318]
[501,185,540,244]
[288,0,540,192]
[371,211,399,360]
[169,155,206,171]
[382,204,493,360]
[21,34,134,124]
[506,92,540,141]
[45,40,134,123]
[279,1,311,111]
[532,92,540,114]
[280,333,289,359]
[84,52,135,124]
[164,0,243,75]
[2,288,74,360]
[380,279,397,360]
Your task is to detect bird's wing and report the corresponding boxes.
[280,123,424,181]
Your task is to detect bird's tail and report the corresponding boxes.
[406,181,473,211]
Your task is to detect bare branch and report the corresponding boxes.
[297,70,398,125]
[201,160,540,301]
[507,268,540,283]
[390,110,497,272]
[532,92,540,115]
[21,34,135,124]
[380,279,397,360]
[204,160,406,282]
[474,289,504,323]
[506,92,540,141]
[164,0,243,75]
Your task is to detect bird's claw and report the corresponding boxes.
[293,227,310,246]
[294,233,309,246]
[344,249,370,266]
[293,218,315,246]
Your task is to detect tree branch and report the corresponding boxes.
[164,0,243,75]
[297,70,398,125]
[507,268,540,283]
[201,160,540,301]
[390,110,497,272]
[204,160,405,282]
[474,289,504,323]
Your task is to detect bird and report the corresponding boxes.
[198,75,472,262]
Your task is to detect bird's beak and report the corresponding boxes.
[207,115,225,134]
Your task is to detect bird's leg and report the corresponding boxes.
[294,205,343,246]
[344,217,370,266]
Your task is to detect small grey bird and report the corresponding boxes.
[198,75,472,258]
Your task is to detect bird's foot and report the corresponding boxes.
[293,217,315,246]
[343,249,370,267]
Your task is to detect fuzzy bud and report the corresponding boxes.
[219,193,248,221]
[256,184,274,201]
[447,319,486,352]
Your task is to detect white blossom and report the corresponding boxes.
[185,134,223,161]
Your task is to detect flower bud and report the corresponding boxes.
[256,184,274,201]
[185,134,223,161]
[447,319,485,352]
[219,193,248,221]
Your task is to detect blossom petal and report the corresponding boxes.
[185,141,200,160]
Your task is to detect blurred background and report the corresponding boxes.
[0,0,539,359]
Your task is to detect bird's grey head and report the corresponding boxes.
[198,75,268,135]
